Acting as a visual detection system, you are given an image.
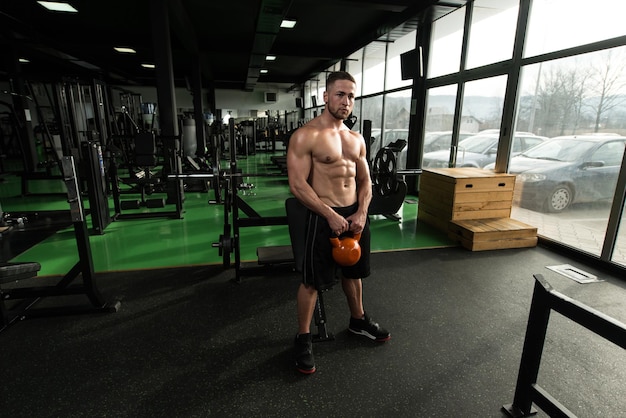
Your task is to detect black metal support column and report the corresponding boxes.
[150,0,178,139]
[7,49,38,173]
[190,57,207,157]
[406,8,432,195]
[151,0,184,218]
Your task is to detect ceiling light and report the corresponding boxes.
[260,69,268,74]
[114,47,137,54]
[280,19,297,29]
[265,55,276,61]
[141,63,156,69]
[19,58,30,63]
[37,1,78,12]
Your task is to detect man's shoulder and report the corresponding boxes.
[293,120,323,138]
[301,117,324,130]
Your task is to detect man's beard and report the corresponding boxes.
[328,106,349,121]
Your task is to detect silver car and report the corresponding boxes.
[422,132,547,169]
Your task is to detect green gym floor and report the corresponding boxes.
[0,152,454,277]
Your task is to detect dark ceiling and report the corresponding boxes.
[0,0,465,91]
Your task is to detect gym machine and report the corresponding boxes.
[109,114,184,220]
[81,140,112,234]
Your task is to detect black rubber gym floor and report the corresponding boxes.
[1,244,624,417]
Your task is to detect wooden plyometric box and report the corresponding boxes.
[448,218,538,251]
[418,168,516,232]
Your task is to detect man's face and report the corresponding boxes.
[324,79,356,121]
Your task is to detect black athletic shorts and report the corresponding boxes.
[302,202,371,291]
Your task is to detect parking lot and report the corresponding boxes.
[511,202,626,266]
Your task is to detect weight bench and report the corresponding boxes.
[1,156,120,333]
[0,261,41,328]
[0,258,120,333]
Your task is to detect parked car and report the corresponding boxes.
[423,131,474,153]
[370,129,474,169]
[422,132,547,169]
[484,134,626,213]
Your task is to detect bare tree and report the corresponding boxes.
[587,49,626,132]
[535,64,587,137]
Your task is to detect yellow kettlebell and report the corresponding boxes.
[330,232,362,267]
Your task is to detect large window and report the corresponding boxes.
[511,45,626,261]
[466,0,518,69]
[425,85,458,134]
[428,6,464,78]
[381,91,412,169]
[516,48,626,138]
[422,76,507,170]
[525,0,626,58]
[462,76,506,132]
[360,96,384,150]
[423,0,626,268]
[362,42,386,96]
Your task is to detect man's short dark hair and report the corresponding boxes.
[326,71,356,88]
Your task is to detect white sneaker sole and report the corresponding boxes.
[349,327,390,341]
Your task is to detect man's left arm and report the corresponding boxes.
[348,136,372,233]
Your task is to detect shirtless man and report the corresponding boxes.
[287,71,390,374]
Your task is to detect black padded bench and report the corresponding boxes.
[0,261,41,328]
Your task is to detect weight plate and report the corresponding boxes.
[372,147,399,197]
[221,224,232,268]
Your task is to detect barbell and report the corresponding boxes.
[168,147,421,198]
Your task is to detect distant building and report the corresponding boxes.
[426,106,482,133]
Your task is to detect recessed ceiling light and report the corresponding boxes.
[260,69,268,74]
[114,47,137,54]
[37,1,78,12]
[265,55,276,61]
[19,58,30,63]
[141,63,156,69]
[280,19,297,29]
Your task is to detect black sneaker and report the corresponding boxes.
[294,333,316,374]
[348,313,391,342]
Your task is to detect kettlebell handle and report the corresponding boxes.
[330,228,361,241]
[329,232,361,247]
